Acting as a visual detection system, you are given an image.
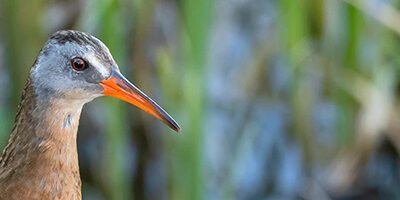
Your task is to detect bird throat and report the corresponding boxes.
[0,78,83,200]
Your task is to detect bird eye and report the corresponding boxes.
[71,57,87,71]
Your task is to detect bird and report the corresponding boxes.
[0,30,180,200]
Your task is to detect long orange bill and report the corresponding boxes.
[99,67,181,132]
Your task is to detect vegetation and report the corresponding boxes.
[1,0,400,199]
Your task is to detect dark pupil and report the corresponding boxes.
[74,59,84,69]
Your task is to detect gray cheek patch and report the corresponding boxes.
[54,50,108,84]
[31,31,116,102]
[82,67,105,83]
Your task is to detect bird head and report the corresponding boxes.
[30,30,180,132]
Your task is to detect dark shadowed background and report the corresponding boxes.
[1,0,400,199]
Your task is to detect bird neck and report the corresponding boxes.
[0,78,84,199]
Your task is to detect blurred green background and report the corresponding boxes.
[1,0,400,199]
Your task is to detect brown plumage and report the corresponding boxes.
[0,78,81,199]
[0,30,180,199]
